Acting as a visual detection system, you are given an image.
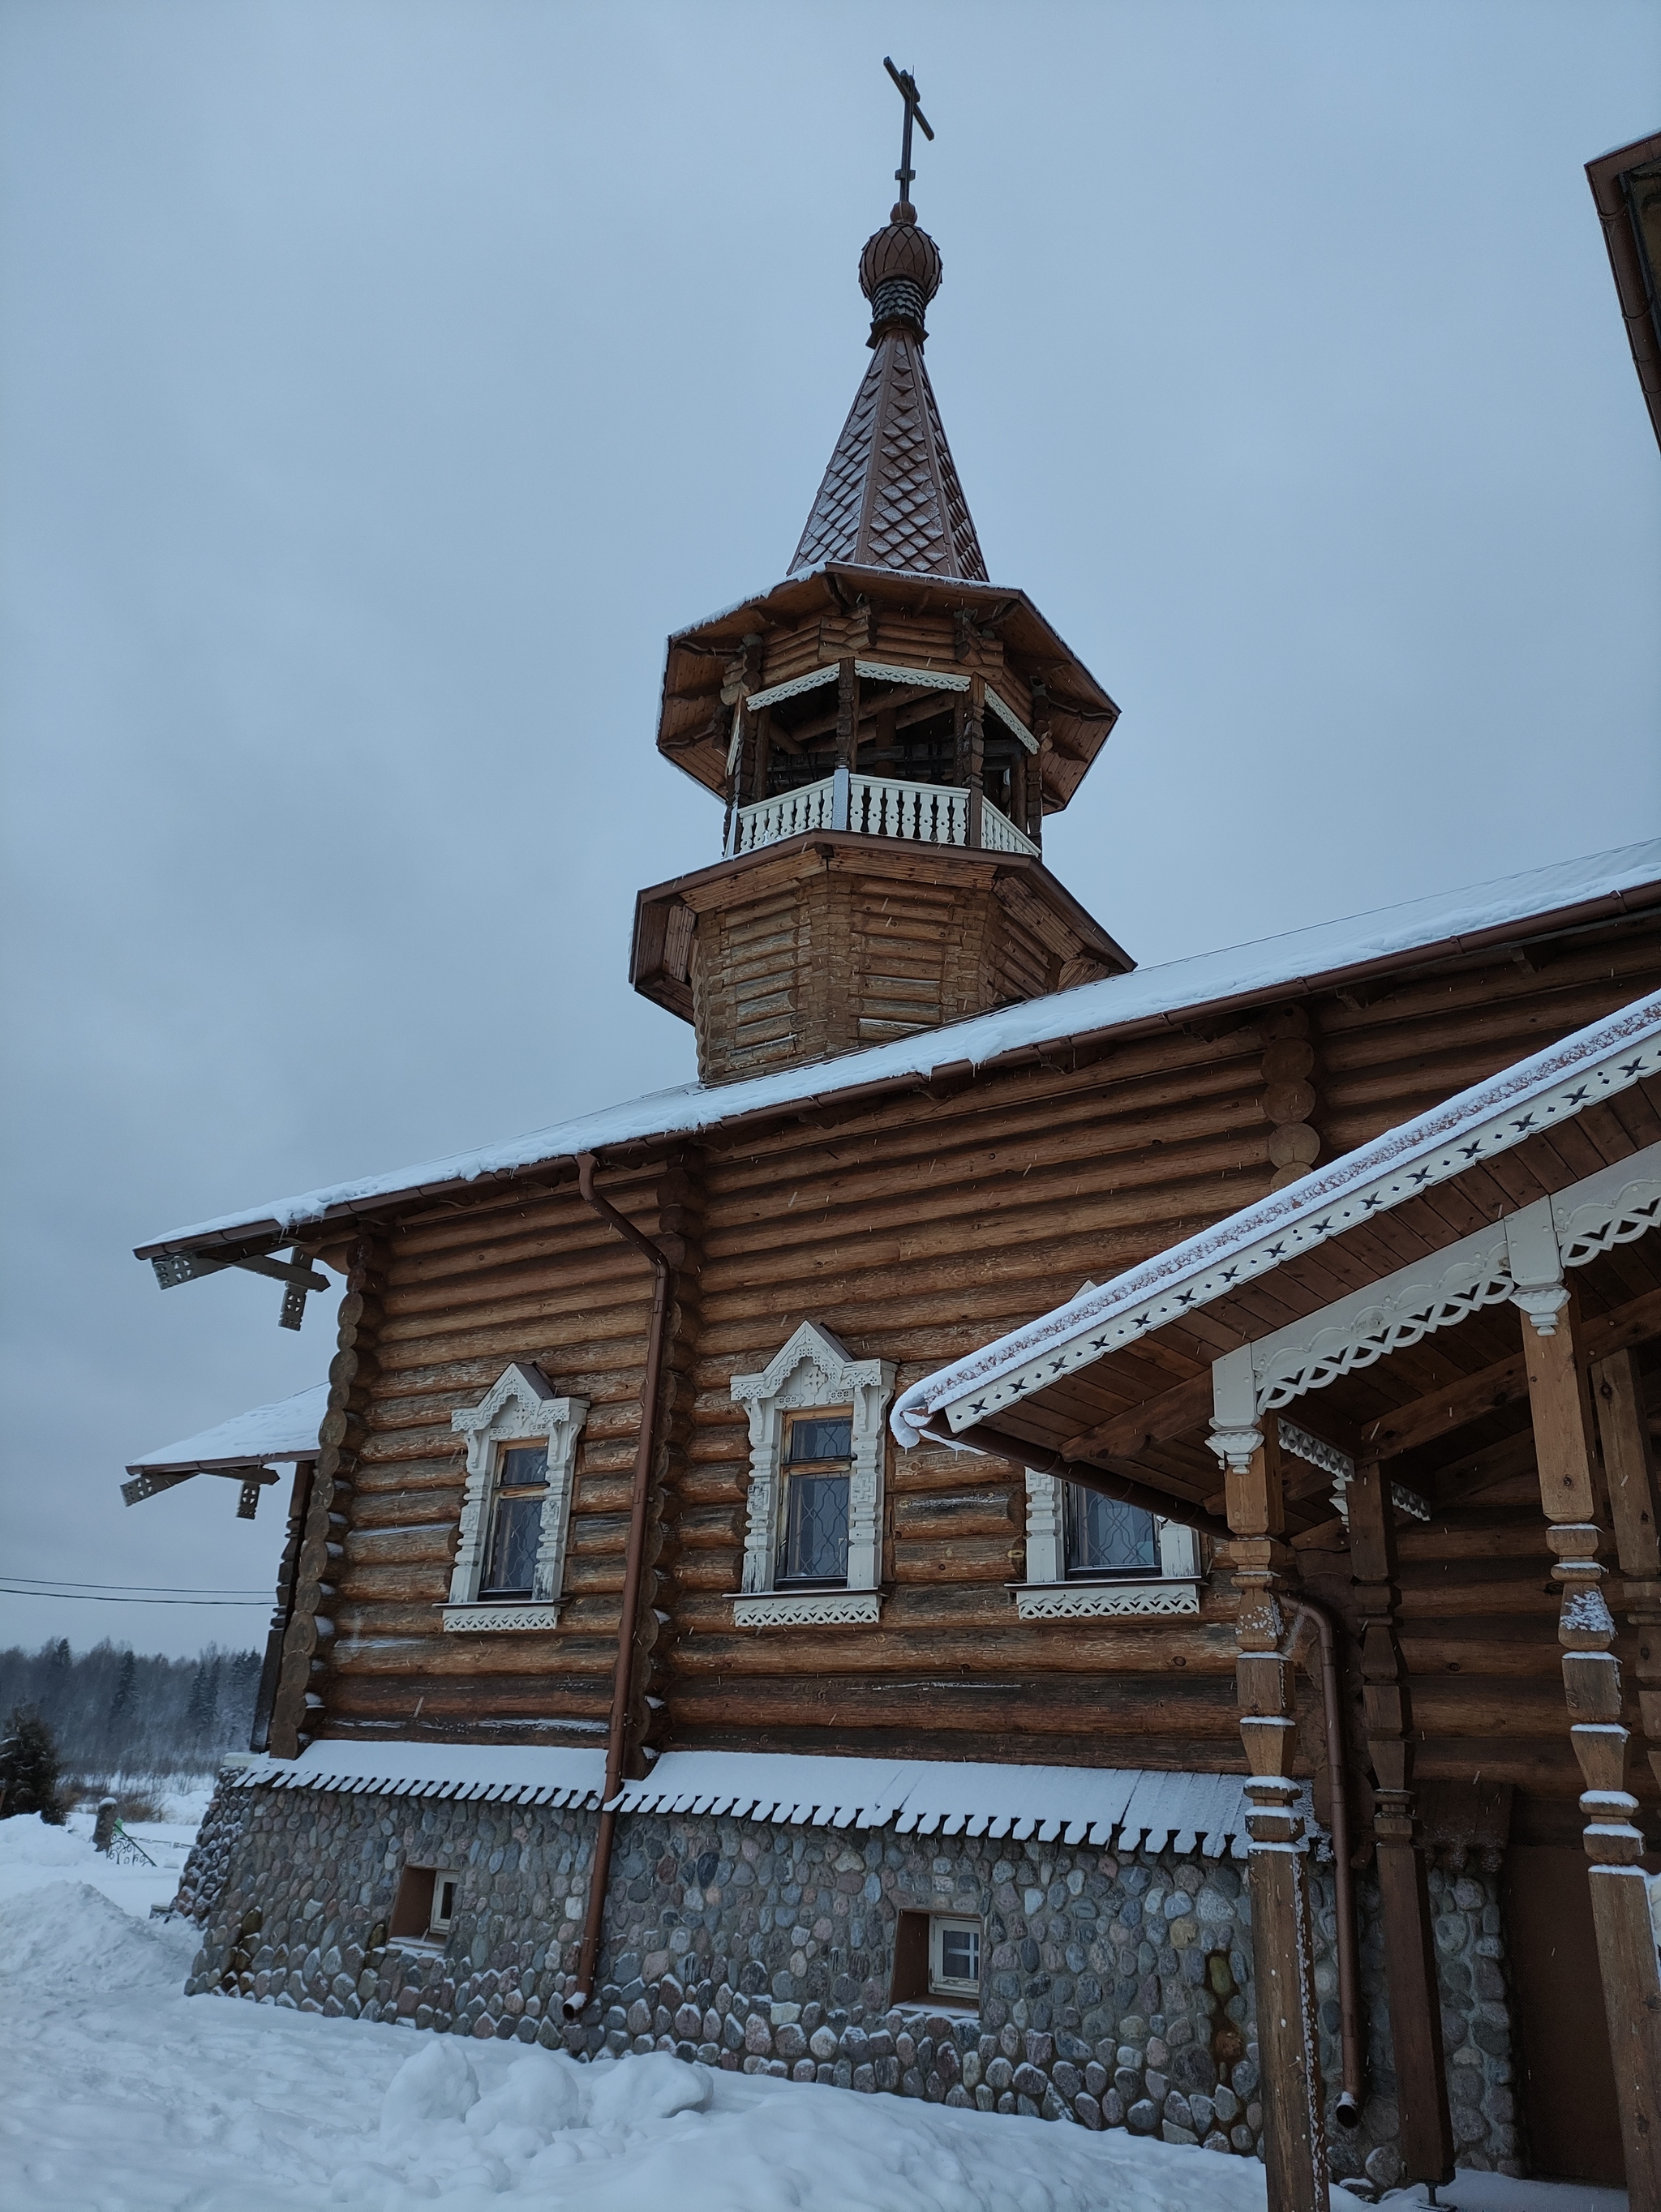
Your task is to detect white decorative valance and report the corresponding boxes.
[444,1364,588,1631]
[1208,1146,1661,1468]
[730,1322,895,1628]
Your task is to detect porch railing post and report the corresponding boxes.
[1516,1236,1661,2210]
[1218,1403,1326,2212]
[1348,1457,1454,2185]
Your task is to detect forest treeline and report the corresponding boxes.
[0,1640,262,1781]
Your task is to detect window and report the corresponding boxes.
[388,1864,462,1946]
[1067,1489,1158,1576]
[891,1909,982,2008]
[778,1413,852,1584]
[444,1363,590,1632]
[1016,1468,1203,1620]
[482,1444,550,1597]
[930,1917,982,1999]
[731,1322,896,1627]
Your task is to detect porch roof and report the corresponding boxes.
[893,994,1661,1535]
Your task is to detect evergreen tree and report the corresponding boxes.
[185,1657,219,1745]
[107,1649,137,1744]
[1,1704,65,1823]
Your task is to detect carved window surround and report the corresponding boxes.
[1016,1469,1201,1619]
[730,1322,895,1630]
[443,1363,589,1631]
[1208,1146,1661,1470]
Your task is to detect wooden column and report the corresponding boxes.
[1595,1348,1661,1793]
[832,658,857,830]
[268,1237,384,1760]
[1524,1290,1661,2208]
[1348,1459,1454,2184]
[966,675,985,847]
[1226,1417,1326,2212]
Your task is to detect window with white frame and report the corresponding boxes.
[444,1363,589,1632]
[730,1322,895,1628]
[1016,1469,1202,1620]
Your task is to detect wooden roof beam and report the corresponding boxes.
[1362,1284,1661,1460]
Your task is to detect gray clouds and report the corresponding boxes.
[2,1,1657,1656]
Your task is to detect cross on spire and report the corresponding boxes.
[882,56,934,208]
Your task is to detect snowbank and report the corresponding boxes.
[0,1810,194,1918]
[0,1871,1370,2212]
[0,1877,196,1994]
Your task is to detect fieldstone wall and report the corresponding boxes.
[178,1778,1520,2189]
[164,1768,255,1923]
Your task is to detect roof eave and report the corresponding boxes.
[134,869,1661,1266]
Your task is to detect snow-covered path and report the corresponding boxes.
[0,1816,1614,2212]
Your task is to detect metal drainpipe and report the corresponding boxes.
[1286,1595,1364,2128]
[564,1151,673,2019]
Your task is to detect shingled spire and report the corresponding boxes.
[790,200,988,582]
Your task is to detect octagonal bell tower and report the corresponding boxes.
[633,131,1131,1087]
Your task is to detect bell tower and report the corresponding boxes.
[633,70,1131,1087]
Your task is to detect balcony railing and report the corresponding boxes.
[729,772,1038,860]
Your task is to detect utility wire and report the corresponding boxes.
[4,1575,268,1596]
[0,1587,269,1607]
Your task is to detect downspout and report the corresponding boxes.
[564,1151,673,2018]
[1286,1595,1364,2129]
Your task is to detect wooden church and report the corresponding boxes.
[132,78,1661,2209]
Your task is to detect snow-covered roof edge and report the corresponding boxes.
[127,1382,331,1473]
[141,838,1661,1254]
[233,1739,1281,1854]
[892,989,1661,1446]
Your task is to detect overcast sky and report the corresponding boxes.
[2,1,1658,1664]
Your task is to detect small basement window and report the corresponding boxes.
[891,1910,982,2008]
[388,1865,461,1947]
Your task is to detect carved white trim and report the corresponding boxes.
[731,1322,896,1603]
[745,663,840,711]
[983,685,1038,752]
[1206,1149,1661,1448]
[732,1590,882,1628]
[449,1364,589,1610]
[918,1005,1661,1440]
[853,658,970,694]
[1015,1581,1200,1620]
[442,1601,562,1634]
[1278,1418,1428,1524]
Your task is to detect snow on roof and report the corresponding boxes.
[232,1738,1278,1852]
[126,1383,329,1474]
[231,1735,607,1807]
[144,838,1661,1253]
[891,988,1661,1448]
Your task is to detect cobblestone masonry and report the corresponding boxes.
[174,1777,1522,2188]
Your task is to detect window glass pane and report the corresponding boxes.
[938,1923,980,1985]
[499,1445,548,1489]
[1067,1489,1158,1574]
[483,1491,543,1595]
[780,1471,849,1582]
[788,1417,852,1464]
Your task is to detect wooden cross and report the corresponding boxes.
[883,56,934,205]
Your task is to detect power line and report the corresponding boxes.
[3,1575,268,1596]
[0,1587,270,1607]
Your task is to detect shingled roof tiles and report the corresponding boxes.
[791,331,989,582]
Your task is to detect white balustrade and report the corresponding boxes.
[980,800,1040,858]
[730,774,1039,860]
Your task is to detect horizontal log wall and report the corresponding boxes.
[313,911,1661,1819]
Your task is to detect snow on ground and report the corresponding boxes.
[0,1804,196,1918]
[0,1820,1623,2211]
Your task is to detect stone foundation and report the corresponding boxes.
[176,1777,1520,2184]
